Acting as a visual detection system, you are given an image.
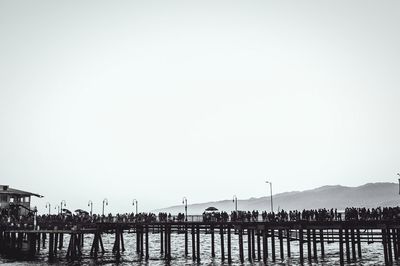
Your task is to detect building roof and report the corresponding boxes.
[0,185,43,198]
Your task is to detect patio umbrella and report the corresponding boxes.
[75,209,89,215]
[62,208,72,215]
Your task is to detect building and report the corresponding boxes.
[0,185,43,215]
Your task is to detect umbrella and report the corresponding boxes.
[62,208,72,214]
[205,207,218,212]
[75,209,89,215]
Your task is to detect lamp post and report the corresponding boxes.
[45,202,51,215]
[182,197,187,221]
[60,200,66,215]
[233,195,238,213]
[102,198,108,216]
[265,181,273,213]
[397,173,400,195]
[88,200,93,216]
[132,199,138,215]
[55,206,59,214]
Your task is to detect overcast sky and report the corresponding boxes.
[1,0,399,214]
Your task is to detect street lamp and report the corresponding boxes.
[88,200,93,216]
[102,198,108,216]
[233,195,238,213]
[265,181,273,213]
[182,197,187,221]
[60,200,66,215]
[45,202,51,215]
[55,205,60,214]
[132,199,138,215]
[397,173,400,195]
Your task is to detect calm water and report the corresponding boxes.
[0,232,396,265]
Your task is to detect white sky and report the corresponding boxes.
[1,0,400,214]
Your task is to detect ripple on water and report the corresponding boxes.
[0,232,392,265]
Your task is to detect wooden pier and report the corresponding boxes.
[1,220,399,264]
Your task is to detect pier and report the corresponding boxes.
[1,218,400,265]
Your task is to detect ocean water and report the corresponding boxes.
[0,232,395,265]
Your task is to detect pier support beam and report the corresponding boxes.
[191,225,196,261]
[271,229,276,262]
[263,227,268,263]
[248,228,252,262]
[220,225,225,262]
[339,229,344,265]
[211,225,215,258]
[239,228,244,263]
[196,225,200,263]
[286,229,291,258]
[299,229,304,264]
[279,229,284,260]
[320,229,325,257]
[227,225,232,264]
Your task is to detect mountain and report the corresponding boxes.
[154,182,400,215]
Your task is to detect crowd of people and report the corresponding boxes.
[2,206,400,228]
[345,207,400,221]
[202,211,230,222]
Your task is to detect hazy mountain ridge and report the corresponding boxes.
[154,182,400,215]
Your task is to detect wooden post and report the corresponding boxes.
[49,233,54,259]
[90,232,98,257]
[196,225,200,263]
[136,226,140,253]
[115,230,121,260]
[351,229,356,261]
[220,225,225,261]
[227,225,232,264]
[392,229,398,261]
[120,229,125,252]
[184,225,188,257]
[145,225,149,260]
[263,227,268,263]
[388,228,393,264]
[252,229,256,260]
[99,233,105,253]
[17,232,23,249]
[37,232,41,252]
[59,233,63,249]
[320,229,325,257]
[54,232,58,255]
[211,225,215,258]
[397,229,400,260]
[307,229,311,262]
[160,225,164,254]
[286,229,291,258]
[279,229,284,260]
[239,228,244,263]
[166,225,170,260]
[312,229,317,261]
[271,228,276,262]
[140,226,144,258]
[257,230,261,261]
[339,229,344,265]
[75,234,82,257]
[383,229,389,265]
[248,228,252,262]
[192,225,196,261]
[299,229,304,264]
[42,233,46,248]
[345,229,350,263]
[356,229,362,258]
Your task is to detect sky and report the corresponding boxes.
[0,0,399,214]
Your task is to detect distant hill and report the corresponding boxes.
[154,182,400,215]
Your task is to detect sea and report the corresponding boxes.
[0,232,393,265]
